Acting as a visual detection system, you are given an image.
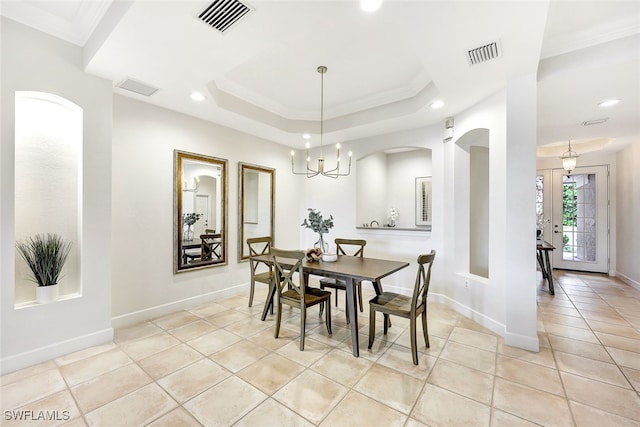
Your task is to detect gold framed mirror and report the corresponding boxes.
[174,150,228,272]
[238,163,275,261]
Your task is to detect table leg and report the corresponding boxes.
[536,250,547,280]
[261,281,276,321]
[345,277,360,357]
[544,250,555,295]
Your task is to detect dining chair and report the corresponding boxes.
[183,247,200,264]
[200,233,222,261]
[271,248,332,350]
[247,237,276,320]
[368,250,436,365]
[319,238,366,323]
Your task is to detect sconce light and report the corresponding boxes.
[183,176,200,193]
[443,117,454,142]
[561,140,579,175]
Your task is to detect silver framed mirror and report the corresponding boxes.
[238,162,275,261]
[174,150,228,272]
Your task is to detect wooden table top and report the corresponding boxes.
[536,240,555,251]
[252,254,410,282]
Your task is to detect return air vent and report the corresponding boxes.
[117,78,159,97]
[467,41,502,66]
[198,0,252,34]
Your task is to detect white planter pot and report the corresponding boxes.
[36,284,59,304]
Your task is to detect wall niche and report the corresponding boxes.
[356,147,432,230]
[14,91,83,306]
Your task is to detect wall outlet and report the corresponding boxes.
[464,280,469,288]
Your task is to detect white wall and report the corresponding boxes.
[1,18,113,373]
[111,95,301,326]
[615,141,640,288]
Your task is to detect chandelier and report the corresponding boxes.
[291,66,352,179]
[561,140,579,175]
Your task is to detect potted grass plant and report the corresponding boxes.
[16,233,72,304]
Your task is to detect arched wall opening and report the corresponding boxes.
[14,91,83,305]
[455,128,489,279]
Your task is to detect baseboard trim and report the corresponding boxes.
[1,328,114,375]
[111,283,250,329]
[616,272,640,292]
[429,292,539,351]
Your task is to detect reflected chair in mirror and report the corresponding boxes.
[368,250,436,365]
[319,238,366,323]
[247,237,276,320]
[272,248,332,350]
[183,247,200,264]
[200,233,222,261]
[205,228,216,234]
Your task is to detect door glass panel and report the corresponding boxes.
[562,174,597,262]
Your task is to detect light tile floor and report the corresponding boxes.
[2,271,640,426]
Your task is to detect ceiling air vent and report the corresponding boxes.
[198,0,252,34]
[117,78,159,97]
[467,41,502,66]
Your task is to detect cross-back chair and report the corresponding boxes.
[247,237,276,320]
[319,238,366,323]
[368,250,436,365]
[200,233,222,261]
[271,248,332,350]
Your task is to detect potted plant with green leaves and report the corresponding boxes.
[301,208,334,254]
[16,233,72,304]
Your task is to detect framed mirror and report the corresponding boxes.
[174,150,228,272]
[238,163,275,261]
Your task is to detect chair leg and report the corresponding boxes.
[383,314,389,335]
[325,301,332,335]
[357,283,364,312]
[368,308,376,349]
[300,306,307,351]
[345,293,351,325]
[335,289,339,307]
[274,301,282,338]
[421,310,430,348]
[410,318,418,365]
[248,279,255,307]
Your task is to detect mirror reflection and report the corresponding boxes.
[175,150,227,272]
[238,163,275,261]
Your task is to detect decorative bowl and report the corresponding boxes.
[322,253,337,262]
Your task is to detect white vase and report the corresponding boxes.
[36,284,59,304]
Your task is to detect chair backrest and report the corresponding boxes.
[334,238,366,257]
[271,248,306,302]
[411,250,436,312]
[247,236,272,257]
[200,233,221,260]
[247,236,272,274]
[205,228,216,234]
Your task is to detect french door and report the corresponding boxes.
[550,166,609,273]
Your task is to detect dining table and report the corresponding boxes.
[536,240,555,295]
[251,253,410,357]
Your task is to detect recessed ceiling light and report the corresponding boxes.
[430,100,445,109]
[302,133,311,139]
[598,99,620,107]
[360,0,382,12]
[190,92,206,102]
